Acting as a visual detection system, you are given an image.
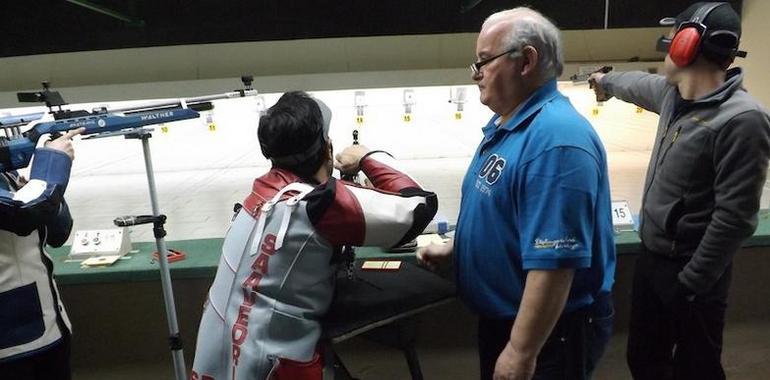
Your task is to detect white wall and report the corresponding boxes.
[0,60,662,108]
[2,81,658,179]
[4,82,660,242]
[0,26,672,242]
[741,0,770,106]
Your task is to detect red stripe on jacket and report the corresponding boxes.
[242,169,303,218]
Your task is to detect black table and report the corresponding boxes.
[322,261,456,380]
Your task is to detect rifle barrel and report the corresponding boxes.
[108,90,258,113]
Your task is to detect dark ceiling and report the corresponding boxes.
[0,0,742,58]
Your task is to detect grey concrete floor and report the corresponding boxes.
[72,312,770,380]
[333,302,770,380]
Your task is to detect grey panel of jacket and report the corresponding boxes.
[601,68,770,294]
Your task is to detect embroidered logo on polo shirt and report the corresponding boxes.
[534,237,581,250]
[478,154,506,185]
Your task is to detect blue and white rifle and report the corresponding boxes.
[0,77,257,172]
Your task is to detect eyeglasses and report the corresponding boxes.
[470,47,518,76]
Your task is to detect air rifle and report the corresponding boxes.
[0,76,257,172]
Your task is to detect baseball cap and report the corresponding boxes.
[660,2,741,34]
[658,2,746,63]
[314,98,332,137]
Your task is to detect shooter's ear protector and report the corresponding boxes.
[656,2,747,67]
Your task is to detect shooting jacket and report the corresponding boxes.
[0,148,73,362]
[191,152,437,380]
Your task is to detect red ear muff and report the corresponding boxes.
[669,27,702,67]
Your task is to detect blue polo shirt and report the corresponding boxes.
[454,80,616,318]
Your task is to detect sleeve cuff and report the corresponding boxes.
[677,271,703,296]
[29,148,72,189]
[522,255,591,270]
[601,72,619,93]
[359,150,394,172]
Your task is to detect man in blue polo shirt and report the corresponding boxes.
[418,7,616,380]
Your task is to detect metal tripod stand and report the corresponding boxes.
[113,129,186,380]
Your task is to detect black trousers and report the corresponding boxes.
[0,333,71,380]
[478,294,614,380]
[627,252,731,380]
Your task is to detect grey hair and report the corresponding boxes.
[483,7,564,80]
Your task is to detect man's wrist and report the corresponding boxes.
[674,277,696,303]
[29,148,73,187]
[597,73,612,90]
[507,340,538,362]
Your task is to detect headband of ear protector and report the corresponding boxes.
[656,2,747,67]
[262,98,332,166]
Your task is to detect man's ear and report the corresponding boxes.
[326,140,334,161]
[520,45,539,78]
